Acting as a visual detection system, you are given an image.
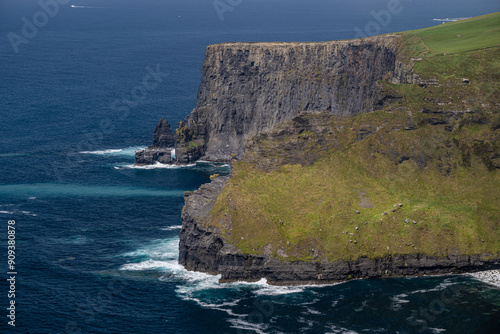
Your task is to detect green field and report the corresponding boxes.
[208,13,500,262]
[409,12,500,54]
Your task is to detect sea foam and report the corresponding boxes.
[116,162,196,170]
[80,146,145,157]
[467,269,500,288]
[160,225,183,231]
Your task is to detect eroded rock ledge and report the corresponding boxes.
[179,176,500,285]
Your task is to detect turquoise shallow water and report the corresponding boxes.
[1,0,500,333]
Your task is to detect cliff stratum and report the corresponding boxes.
[175,13,500,284]
[136,34,416,164]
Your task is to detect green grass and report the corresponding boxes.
[207,13,500,263]
[211,111,500,262]
[408,12,500,54]
[396,12,500,112]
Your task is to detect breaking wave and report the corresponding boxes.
[116,162,196,170]
[80,146,145,156]
[467,270,500,288]
[160,225,183,231]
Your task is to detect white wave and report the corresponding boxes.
[467,269,500,288]
[433,17,470,22]
[251,278,306,295]
[390,293,410,310]
[122,238,179,260]
[160,225,183,231]
[21,210,37,217]
[120,235,335,330]
[120,259,173,271]
[0,210,14,214]
[411,278,459,294]
[304,307,322,315]
[253,278,341,296]
[81,149,121,154]
[28,197,36,200]
[116,162,196,170]
[116,160,231,170]
[227,318,269,334]
[80,146,145,156]
[177,293,244,317]
[119,238,203,279]
[196,160,231,168]
[326,325,359,334]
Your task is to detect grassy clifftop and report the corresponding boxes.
[208,13,500,263]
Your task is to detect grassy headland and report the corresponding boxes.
[208,13,500,263]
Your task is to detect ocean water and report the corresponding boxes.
[1,0,500,333]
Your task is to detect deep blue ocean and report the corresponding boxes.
[1,0,500,333]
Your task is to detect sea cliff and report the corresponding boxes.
[175,13,500,284]
[136,35,415,163]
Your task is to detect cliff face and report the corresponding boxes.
[181,35,413,161]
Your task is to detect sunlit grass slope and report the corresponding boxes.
[209,13,500,262]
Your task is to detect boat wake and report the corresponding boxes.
[433,17,470,22]
[71,5,106,9]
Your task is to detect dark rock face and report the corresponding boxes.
[180,35,414,162]
[243,112,339,171]
[135,119,176,165]
[153,118,175,148]
[179,176,231,274]
[179,177,500,285]
[135,148,172,165]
